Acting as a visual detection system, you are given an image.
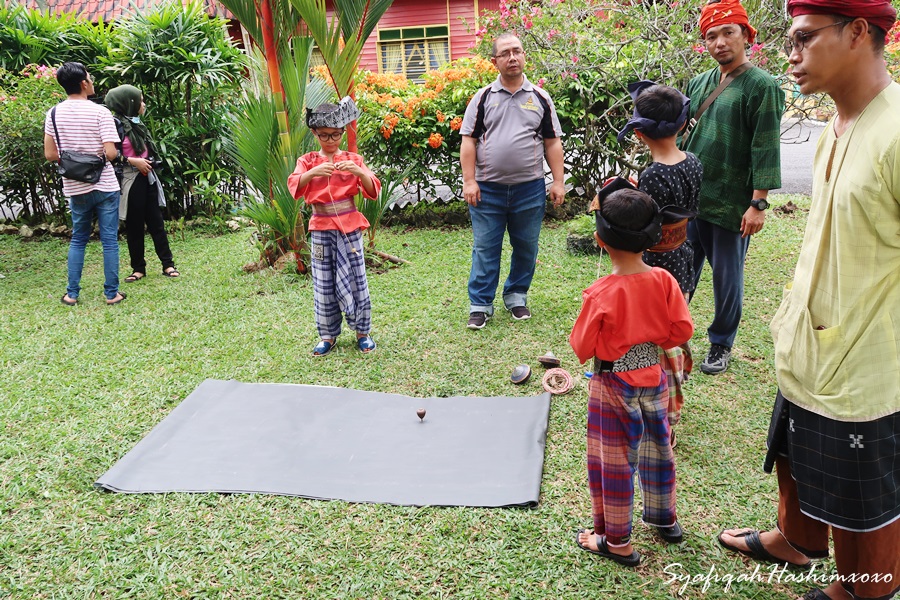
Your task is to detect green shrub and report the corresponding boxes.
[99,0,247,218]
[353,57,497,203]
[0,65,65,221]
[0,1,245,221]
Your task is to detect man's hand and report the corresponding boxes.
[549,180,565,207]
[740,206,766,237]
[463,180,481,206]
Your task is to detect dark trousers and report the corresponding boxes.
[776,456,900,600]
[687,218,750,349]
[125,174,174,274]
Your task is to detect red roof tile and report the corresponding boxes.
[21,0,233,22]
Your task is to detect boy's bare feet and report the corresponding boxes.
[577,530,634,557]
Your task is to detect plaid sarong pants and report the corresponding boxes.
[310,229,371,340]
[587,371,677,546]
[660,344,689,427]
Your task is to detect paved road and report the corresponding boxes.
[774,118,826,196]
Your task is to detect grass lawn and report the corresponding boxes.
[1,195,821,599]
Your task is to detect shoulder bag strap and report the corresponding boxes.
[681,63,752,146]
[50,105,64,151]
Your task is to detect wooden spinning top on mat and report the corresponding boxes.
[416,408,426,422]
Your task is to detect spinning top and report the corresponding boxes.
[511,364,532,384]
[537,351,561,368]
[416,408,426,422]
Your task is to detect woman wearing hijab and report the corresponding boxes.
[105,84,179,282]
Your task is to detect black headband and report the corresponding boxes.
[590,177,694,253]
[617,80,691,145]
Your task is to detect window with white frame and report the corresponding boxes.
[378,26,450,82]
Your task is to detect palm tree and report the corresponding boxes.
[218,0,394,269]
[289,0,394,151]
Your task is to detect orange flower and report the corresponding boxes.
[428,133,444,148]
[383,113,400,128]
[436,110,446,123]
[450,116,463,131]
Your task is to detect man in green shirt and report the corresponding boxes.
[683,0,785,374]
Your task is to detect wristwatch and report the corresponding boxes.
[750,198,769,210]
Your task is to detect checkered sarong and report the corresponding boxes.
[310,229,371,339]
[586,371,676,546]
[660,345,688,426]
[769,393,900,532]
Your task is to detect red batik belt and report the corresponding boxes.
[311,197,357,217]
[647,218,688,253]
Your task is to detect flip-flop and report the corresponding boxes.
[60,294,77,306]
[313,339,335,357]
[801,590,830,600]
[717,529,811,569]
[106,292,127,305]
[357,336,376,353]
[575,529,641,568]
[162,268,180,278]
[124,272,145,283]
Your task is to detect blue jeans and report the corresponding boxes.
[468,178,545,314]
[67,189,121,300]
[687,218,750,348]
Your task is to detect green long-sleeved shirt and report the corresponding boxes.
[683,66,785,232]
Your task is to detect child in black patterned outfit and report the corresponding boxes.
[618,81,703,442]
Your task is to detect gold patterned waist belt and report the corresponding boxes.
[647,218,688,253]
[594,342,659,373]
[311,197,357,217]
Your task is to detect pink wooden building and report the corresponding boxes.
[23,0,500,80]
[358,0,501,79]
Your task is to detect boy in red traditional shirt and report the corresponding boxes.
[569,181,693,567]
[287,98,382,356]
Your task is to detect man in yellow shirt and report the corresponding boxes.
[718,2,900,599]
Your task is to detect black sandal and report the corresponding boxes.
[162,267,180,278]
[575,529,641,567]
[124,272,145,283]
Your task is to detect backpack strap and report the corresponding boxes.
[471,87,492,140]
[531,88,556,138]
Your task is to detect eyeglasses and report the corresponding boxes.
[493,48,524,60]
[783,21,849,55]
[315,131,344,141]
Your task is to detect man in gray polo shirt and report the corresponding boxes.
[460,32,565,329]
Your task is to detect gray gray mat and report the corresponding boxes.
[96,379,551,507]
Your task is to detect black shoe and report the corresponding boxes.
[467,312,490,330]
[700,344,731,374]
[509,305,531,320]
[655,521,683,544]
